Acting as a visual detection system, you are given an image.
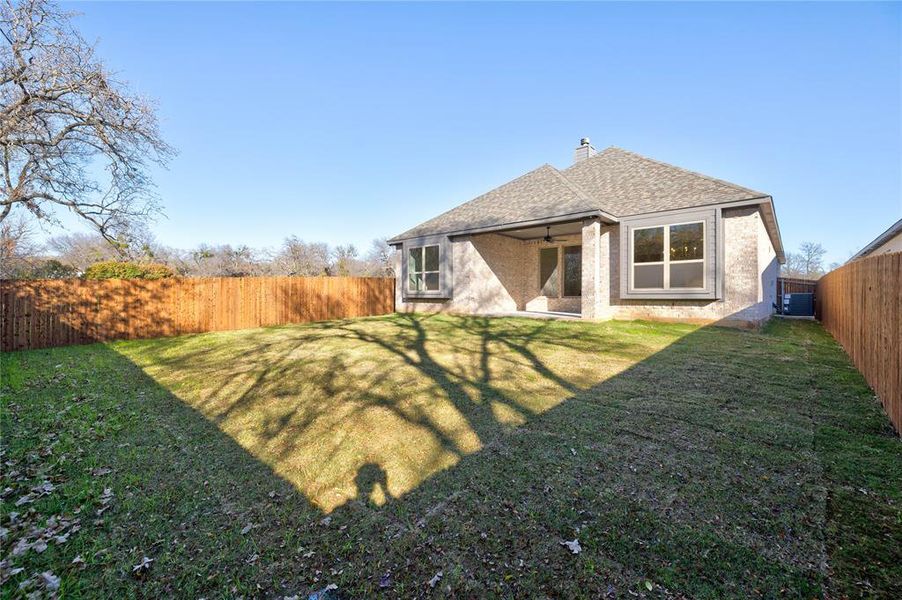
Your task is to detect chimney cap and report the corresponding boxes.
[580,137,591,146]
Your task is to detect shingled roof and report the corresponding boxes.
[562,147,767,216]
[390,146,772,243]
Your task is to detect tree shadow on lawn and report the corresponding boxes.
[4,316,899,597]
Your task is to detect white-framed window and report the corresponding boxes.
[631,220,705,291]
[408,244,440,292]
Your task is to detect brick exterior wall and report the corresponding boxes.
[581,206,777,327]
[395,207,777,327]
[395,232,583,315]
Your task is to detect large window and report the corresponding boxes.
[539,247,559,296]
[408,244,440,292]
[563,246,582,296]
[632,221,704,290]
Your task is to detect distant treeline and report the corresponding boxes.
[1,217,393,280]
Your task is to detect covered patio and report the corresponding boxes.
[458,216,593,316]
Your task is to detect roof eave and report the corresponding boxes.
[847,217,902,262]
[614,195,785,264]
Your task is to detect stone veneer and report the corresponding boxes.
[395,206,778,327]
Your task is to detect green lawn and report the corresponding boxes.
[1,315,899,598]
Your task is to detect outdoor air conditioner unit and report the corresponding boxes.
[782,293,814,317]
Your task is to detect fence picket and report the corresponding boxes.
[0,276,395,351]
[816,253,902,434]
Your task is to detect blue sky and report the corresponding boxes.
[57,1,901,265]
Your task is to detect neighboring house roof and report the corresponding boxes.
[848,218,902,261]
[389,146,783,261]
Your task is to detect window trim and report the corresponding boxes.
[629,220,706,293]
[400,235,453,300]
[407,245,441,293]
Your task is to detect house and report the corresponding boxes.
[848,218,902,261]
[388,140,785,327]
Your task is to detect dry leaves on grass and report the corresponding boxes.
[560,539,582,554]
[427,570,443,588]
[132,556,153,578]
[40,571,61,591]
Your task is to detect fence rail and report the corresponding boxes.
[816,253,901,434]
[1,276,395,352]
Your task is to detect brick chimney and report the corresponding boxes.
[573,137,597,164]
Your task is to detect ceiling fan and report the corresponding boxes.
[543,226,565,243]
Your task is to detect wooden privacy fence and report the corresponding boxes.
[816,253,901,434]
[1,276,395,352]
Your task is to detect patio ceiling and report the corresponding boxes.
[496,220,586,241]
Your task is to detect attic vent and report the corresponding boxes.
[573,137,597,164]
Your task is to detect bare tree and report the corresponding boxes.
[271,236,331,276]
[783,241,828,280]
[798,242,826,277]
[1,0,174,239]
[0,210,39,276]
[331,244,359,276]
[182,243,263,277]
[47,231,117,271]
[361,238,395,276]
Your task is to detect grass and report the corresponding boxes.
[1,314,899,598]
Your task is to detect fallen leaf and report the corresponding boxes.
[40,571,60,591]
[428,570,443,588]
[34,482,55,495]
[644,579,654,591]
[132,556,153,577]
[307,584,338,600]
[379,573,392,588]
[11,539,31,556]
[560,539,582,554]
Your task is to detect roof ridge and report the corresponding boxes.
[605,146,768,198]
[548,167,593,203]
[444,163,560,212]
